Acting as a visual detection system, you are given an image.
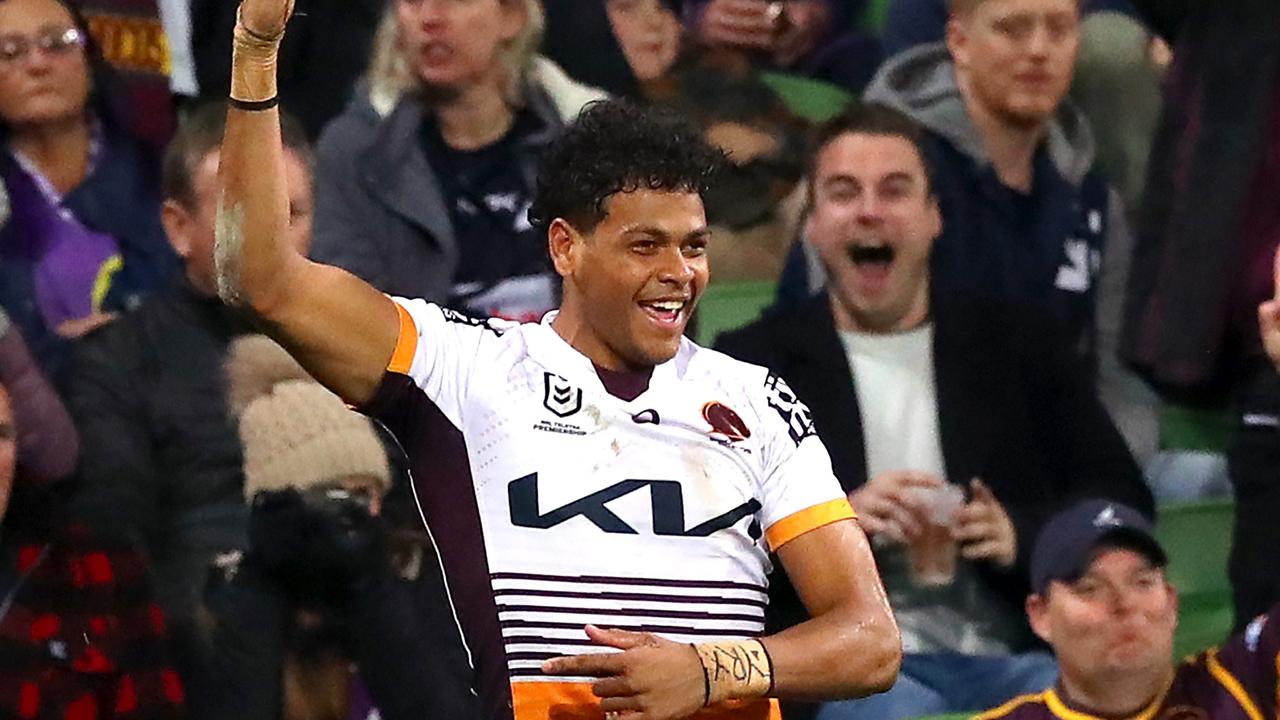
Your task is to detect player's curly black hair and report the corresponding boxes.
[528,100,729,235]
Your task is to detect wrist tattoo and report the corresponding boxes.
[692,638,774,706]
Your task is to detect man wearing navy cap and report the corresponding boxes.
[977,499,1280,720]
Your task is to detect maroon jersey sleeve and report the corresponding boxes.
[1209,602,1280,717]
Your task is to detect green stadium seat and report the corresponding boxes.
[859,0,894,33]
[694,280,777,345]
[757,71,853,123]
[1155,500,1235,659]
[1159,403,1233,453]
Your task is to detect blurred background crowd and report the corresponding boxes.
[0,0,1277,717]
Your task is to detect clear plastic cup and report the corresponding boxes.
[907,483,965,588]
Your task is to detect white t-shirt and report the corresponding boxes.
[368,299,855,720]
[840,324,945,482]
[839,324,1029,655]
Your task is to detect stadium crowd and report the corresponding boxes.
[1,0,1278,717]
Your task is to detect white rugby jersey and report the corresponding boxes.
[364,299,856,720]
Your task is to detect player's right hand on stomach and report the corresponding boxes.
[848,471,941,544]
[238,0,293,39]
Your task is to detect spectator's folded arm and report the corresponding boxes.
[0,311,79,483]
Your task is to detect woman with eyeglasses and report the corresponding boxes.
[0,0,177,380]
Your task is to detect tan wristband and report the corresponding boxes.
[692,638,774,706]
[230,8,283,103]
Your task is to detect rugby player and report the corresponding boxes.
[213,0,901,717]
[977,500,1280,720]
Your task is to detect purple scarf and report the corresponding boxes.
[0,147,122,333]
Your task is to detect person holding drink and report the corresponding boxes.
[716,102,1154,720]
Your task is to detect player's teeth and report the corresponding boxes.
[651,301,683,311]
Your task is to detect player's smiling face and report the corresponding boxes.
[553,188,710,371]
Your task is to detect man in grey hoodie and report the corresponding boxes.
[862,0,1157,464]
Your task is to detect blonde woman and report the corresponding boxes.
[310,0,605,322]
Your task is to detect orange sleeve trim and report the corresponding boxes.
[765,498,856,551]
[387,302,418,375]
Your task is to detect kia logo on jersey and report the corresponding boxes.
[508,473,763,539]
[543,373,583,418]
[702,402,751,442]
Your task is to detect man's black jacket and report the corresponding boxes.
[65,283,256,618]
[715,290,1154,629]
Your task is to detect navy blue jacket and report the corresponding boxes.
[925,134,1112,361]
[782,44,1120,365]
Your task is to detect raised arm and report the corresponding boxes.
[216,0,398,404]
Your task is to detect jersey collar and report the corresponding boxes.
[528,310,690,401]
[1044,674,1173,720]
